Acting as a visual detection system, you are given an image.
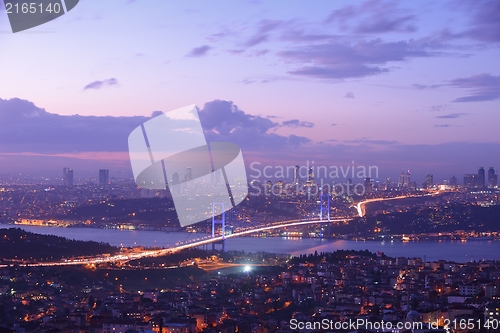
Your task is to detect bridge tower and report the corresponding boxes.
[319,193,331,238]
[211,202,226,252]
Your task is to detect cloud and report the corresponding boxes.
[0,98,147,154]
[435,113,467,119]
[449,74,500,102]
[278,39,434,79]
[247,49,269,57]
[207,32,230,43]
[281,119,314,128]
[342,138,398,145]
[83,78,119,91]
[186,45,212,57]
[245,34,269,47]
[242,79,255,84]
[429,104,450,112]
[412,83,441,90]
[0,98,314,168]
[453,1,500,43]
[227,49,245,54]
[434,124,451,128]
[325,0,416,34]
[198,100,310,150]
[344,92,355,98]
[244,19,284,47]
[331,123,338,126]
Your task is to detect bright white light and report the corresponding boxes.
[244,266,251,272]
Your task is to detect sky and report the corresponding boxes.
[0,0,499,183]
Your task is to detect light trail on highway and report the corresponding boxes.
[355,191,440,217]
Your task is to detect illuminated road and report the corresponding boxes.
[2,192,441,267]
[355,191,440,217]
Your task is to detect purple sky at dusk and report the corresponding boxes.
[0,0,499,183]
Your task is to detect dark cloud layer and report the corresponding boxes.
[1,98,499,181]
[0,98,311,155]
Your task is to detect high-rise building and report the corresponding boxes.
[308,167,314,184]
[477,167,485,188]
[449,175,457,187]
[276,181,283,195]
[99,169,109,185]
[425,174,433,189]
[266,180,272,195]
[293,165,299,185]
[171,172,180,185]
[364,178,372,193]
[63,167,73,186]
[186,167,193,182]
[488,167,498,188]
[171,172,180,194]
[398,171,405,188]
[398,170,410,188]
[464,174,475,188]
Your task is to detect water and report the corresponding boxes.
[1,224,497,262]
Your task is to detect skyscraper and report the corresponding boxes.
[464,174,475,188]
[405,170,411,188]
[266,180,272,195]
[398,171,405,188]
[171,172,180,185]
[364,178,372,193]
[449,175,457,187]
[425,174,433,189]
[186,167,193,182]
[488,167,497,188]
[477,167,485,189]
[293,165,299,185]
[308,167,314,184]
[99,169,109,185]
[63,167,73,186]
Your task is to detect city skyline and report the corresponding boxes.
[52,164,498,190]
